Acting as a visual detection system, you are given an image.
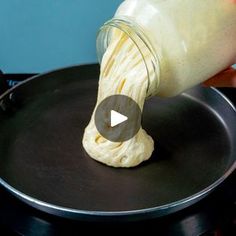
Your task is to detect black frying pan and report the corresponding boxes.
[0,64,235,222]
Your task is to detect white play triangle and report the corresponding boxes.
[110,110,128,127]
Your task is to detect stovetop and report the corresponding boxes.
[0,72,235,236]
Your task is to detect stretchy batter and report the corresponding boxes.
[82,31,154,168]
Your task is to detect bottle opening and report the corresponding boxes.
[96,18,160,97]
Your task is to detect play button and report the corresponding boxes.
[94,95,142,142]
[110,110,128,127]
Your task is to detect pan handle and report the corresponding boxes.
[0,71,37,112]
[0,70,12,112]
[0,70,10,95]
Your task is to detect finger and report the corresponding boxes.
[203,67,236,87]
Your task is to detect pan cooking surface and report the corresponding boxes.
[0,64,235,220]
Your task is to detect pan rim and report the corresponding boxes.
[0,64,235,220]
[0,165,235,220]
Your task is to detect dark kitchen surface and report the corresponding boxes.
[0,72,235,235]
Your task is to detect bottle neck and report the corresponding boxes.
[96,17,160,97]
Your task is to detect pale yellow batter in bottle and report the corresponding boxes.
[83,0,236,168]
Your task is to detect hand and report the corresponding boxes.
[203,67,236,87]
[204,0,236,87]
